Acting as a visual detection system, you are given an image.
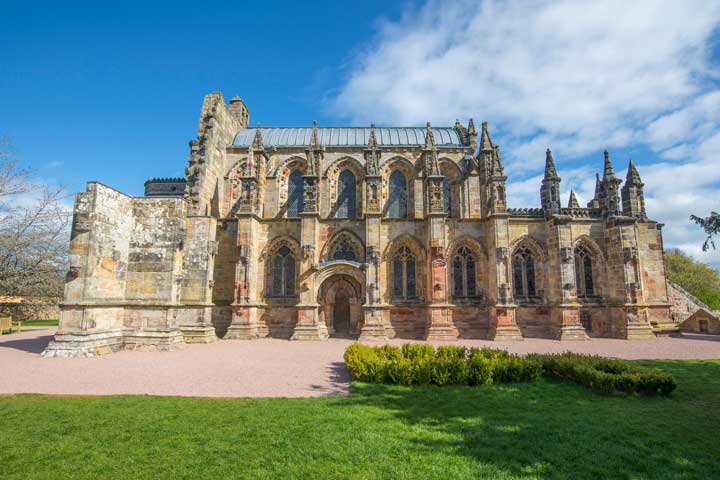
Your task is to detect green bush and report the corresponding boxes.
[402,343,434,362]
[344,345,675,395]
[467,354,494,385]
[534,352,676,396]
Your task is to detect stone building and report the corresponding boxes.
[44,92,676,357]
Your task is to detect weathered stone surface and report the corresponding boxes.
[45,92,681,357]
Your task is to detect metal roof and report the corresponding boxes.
[232,126,466,148]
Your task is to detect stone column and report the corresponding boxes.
[226,216,261,339]
[606,217,655,339]
[487,216,523,340]
[425,175,458,341]
[548,216,588,340]
[290,175,328,340]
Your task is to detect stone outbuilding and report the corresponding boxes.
[679,308,720,335]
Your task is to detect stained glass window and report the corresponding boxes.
[336,170,357,218]
[287,170,304,218]
[453,246,477,299]
[387,170,407,219]
[574,245,595,297]
[513,246,537,299]
[393,246,416,300]
[332,237,358,261]
[271,245,295,298]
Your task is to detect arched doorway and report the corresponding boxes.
[318,274,363,338]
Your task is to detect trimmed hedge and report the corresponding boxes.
[530,352,676,396]
[344,344,676,395]
[344,343,541,387]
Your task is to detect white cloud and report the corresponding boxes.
[333,0,720,267]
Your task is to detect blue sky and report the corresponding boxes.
[2,0,720,267]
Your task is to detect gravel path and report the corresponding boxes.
[1,328,718,398]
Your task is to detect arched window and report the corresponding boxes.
[331,237,359,261]
[271,246,296,297]
[443,175,452,216]
[393,246,416,300]
[287,170,304,218]
[452,246,476,298]
[387,170,408,219]
[512,246,536,299]
[336,170,357,218]
[574,245,595,297]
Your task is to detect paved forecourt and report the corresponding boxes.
[1,328,719,398]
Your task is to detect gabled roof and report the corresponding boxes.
[231,126,466,148]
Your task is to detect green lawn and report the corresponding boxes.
[0,360,718,479]
[19,319,59,327]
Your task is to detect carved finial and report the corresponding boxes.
[454,118,462,129]
[544,148,559,179]
[568,189,580,208]
[467,118,477,135]
[603,149,616,179]
[626,159,643,186]
[492,145,504,176]
[480,121,493,151]
[424,121,435,148]
[367,123,378,149]
[252,122,264,150]
[309,120,320,148]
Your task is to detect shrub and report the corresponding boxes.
[402,343,434,362]
[535,352,676,396]
[412,356,434,385]
[493,355,542,383]
[386,356,414,386]
[344,344,386,383]
[467,354,494,385]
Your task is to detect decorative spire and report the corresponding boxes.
[252,122,264,150]
[568,189,580,208]
[467,118,477,135]
[602,149,616,180]
[492,145,504,176]
[480,121,493,151]
[544,149,559,179]
[626,159,643,186]
[365,123,380,176]
[454,118,463,129]
[309,120,320,149]
[594,173,601,197]
[367,123,378,149]
[424,121,436,149]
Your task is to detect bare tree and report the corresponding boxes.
[691,212,720,252]
[0,136,70,320]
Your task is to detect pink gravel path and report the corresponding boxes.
[1,328,719,398]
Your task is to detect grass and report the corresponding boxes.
[0,360,718,479]
[19,319,58,327]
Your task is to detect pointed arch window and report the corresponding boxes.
[452,246,476,298]
[336,170,357,218]
[574,245,595,297]
[331,237,359,261]
[512,246,537,299]
[393,246,416,300]
[387,170,408,219]
[287,170,304,218]
[270,246,296,298]
[443,175,452,216]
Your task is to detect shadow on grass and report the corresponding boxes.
[339,360,720,479]
[0,334,52,354]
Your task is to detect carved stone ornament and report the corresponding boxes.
[302,244,315,261]
[237,244,250,261]
[207,241,218,257]
[623,247,638,262]
[560,247,573,262]
[66,266,80,280]
[496,247,509,259]
[367,245,380,264]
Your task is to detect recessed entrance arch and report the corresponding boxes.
[317,273,364,338]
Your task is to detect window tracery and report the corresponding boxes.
[512,246,537,299]
[393,246,416,300]
[452,246,477,298]
[387,170,408,219]
[574,245,595,297]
